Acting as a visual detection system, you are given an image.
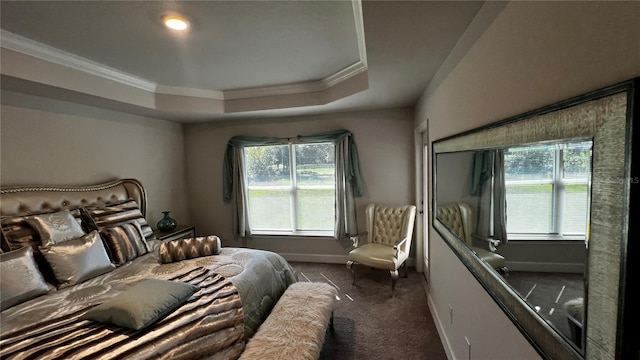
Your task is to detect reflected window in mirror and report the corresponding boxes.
[504,140,592,240]
[435,141,593,350]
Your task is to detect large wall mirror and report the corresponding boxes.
[432,78,638,360]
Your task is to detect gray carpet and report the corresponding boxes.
[504,271,584,348]
[288,262,447,360]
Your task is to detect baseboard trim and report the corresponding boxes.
[428,293,455,360]
[505,261,585,274]
[280,253,417,267]
[280,253,350,264]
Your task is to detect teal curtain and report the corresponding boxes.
[472,150,508,245]
[223,130,366,202]
[493,149,507,244]
[297,129,366,198]
[471,151,492,196]
[222,130,365,244]
[223,136,280,203]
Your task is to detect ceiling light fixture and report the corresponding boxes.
[163,15,189,31]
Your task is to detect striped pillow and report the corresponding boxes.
[82,199,155,242]
[99,221,149,266]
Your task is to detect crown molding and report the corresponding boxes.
[223,61,367,100]
[1,0,368,111]
[1,30,157,92]
[324,61,367,88]
[152,60,365,101]
[352,0,367,67]
[2,29,367,102]
[154,84,225,100]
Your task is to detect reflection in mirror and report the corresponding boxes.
[432,79,638,360]
[435,139,593,352]
[504,141,592,238]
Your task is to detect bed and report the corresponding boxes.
[0,178,298,360]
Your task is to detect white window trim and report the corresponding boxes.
[250,230,335,237]
[506,145,591,241]
[244,142,336,236]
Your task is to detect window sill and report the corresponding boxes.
[507,234,586,241]
[250,230,335,238]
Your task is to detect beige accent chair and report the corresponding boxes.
[436,202,508,275]
[346,203,416,296]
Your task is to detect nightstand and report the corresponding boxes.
[153,225,196,242]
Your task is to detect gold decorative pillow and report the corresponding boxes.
[0,246,49,310]
[26,209,86,247]
[40,230,115,288]
[159,236,221,264]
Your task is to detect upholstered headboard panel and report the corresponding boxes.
[436,202,473,246]
[0,179,146,218]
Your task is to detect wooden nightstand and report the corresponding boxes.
[153,225,196,242]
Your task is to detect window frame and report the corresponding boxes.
[243,142,336,236]
[504,142,592,241]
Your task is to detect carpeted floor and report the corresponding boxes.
[504,271,584,348]
[288,262,447,360]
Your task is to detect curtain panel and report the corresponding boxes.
[471,150,508,245]
[222,130,365,244]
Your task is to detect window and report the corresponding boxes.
[504,141,592,239]
[243,142,335,235]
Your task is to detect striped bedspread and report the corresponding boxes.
[0,267,245,360]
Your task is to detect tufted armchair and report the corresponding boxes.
[346,203,416,296]
[436,202,508,275]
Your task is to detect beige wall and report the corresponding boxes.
[416,1,640,359]
[184,107,415,262]
[0,91,190,227]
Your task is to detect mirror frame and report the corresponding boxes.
[431,77,638,360]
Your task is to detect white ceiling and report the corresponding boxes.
[0,1,486,123]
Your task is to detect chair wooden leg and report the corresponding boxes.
[346,260,356,285]
[390,270,399,297]
[403,262,409,278]
[329,311,335,333]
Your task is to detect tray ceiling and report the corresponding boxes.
[0,1,488,122]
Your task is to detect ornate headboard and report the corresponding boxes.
[0,179,146,218]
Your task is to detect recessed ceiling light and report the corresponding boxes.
[163,15,189,31]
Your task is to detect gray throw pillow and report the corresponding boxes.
[0,246,49,310]
[26,209,86,247]
[82,279,198,330]
[1,209,84,285]
[40,230,115,288]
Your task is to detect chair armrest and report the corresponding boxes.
[349,231,368,248]
[472,234,500,251]
[393,237,409,254]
